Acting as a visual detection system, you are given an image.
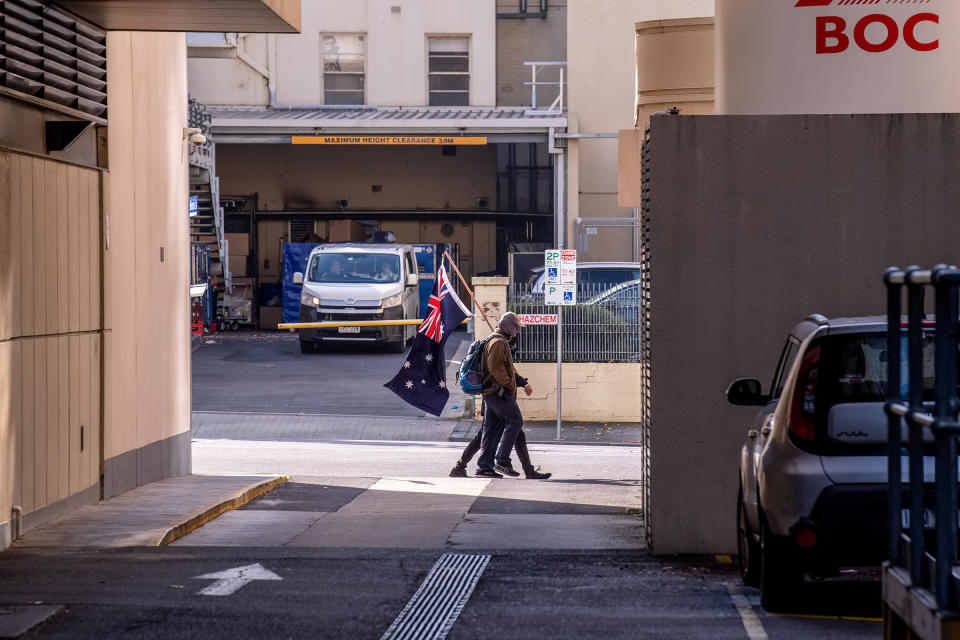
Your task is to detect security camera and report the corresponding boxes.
[183,127,207,145]
[477,197,490,209]
[338,198,350,210]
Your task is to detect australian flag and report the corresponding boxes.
[384,265,471,416]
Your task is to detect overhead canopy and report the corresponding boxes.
[52,0,301,33]
[208,106,568,144]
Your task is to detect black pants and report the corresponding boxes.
[476,392,525,472]
[459,425,533,472]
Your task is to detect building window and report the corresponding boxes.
[428,37,469,106]
[322,34,365,105]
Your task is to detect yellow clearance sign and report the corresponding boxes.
[292,135,487,146]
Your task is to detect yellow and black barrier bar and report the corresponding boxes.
[278,319,470,330]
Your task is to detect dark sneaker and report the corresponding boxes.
[524,467,552,480]
[449,462,468,478]
[494,463,521,477]
[475,469,503,479]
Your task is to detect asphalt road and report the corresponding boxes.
[0,548,879,639]
[191,329,470,416]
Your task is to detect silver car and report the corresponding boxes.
[730,314,939,611]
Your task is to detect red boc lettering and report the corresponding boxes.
[816,13,939,54]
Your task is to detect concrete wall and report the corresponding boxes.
[217,143,497,211]
[517,363,643,421]
[496,0,567,108]
[102,32,191,498]
[566,0,713,260]
[188,0,496,107]
[0,151,103,548]
[645,114,960,554]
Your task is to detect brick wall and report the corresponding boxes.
[496,0,567,107]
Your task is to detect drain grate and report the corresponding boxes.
[381,553,491,640]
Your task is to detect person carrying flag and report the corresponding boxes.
[473,312,548,479]
[449,337,551,479]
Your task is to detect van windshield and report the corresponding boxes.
[307,253,401,284]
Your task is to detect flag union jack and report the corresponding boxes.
[419,265,455,342]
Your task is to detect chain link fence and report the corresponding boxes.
[507,283,642,363]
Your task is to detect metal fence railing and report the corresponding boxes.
[507,283,642,363]
[882,265,960,636]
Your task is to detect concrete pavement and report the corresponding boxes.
[13,475,285,548]
[0,438,883,638]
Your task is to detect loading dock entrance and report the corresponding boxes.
[200,105,568,331]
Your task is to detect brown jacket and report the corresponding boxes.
[482,330,516,396]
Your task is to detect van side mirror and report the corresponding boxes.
[726,378,769,406]
[406,273,417,287]
[293,272,304,285]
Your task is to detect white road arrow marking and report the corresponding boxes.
[192,563,282,596]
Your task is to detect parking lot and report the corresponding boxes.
[191,329,471,417]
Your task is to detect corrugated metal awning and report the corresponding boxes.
[209,106,568,139]
[52,0,300,33]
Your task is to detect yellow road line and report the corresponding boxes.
[779,613,882,622]
[279,319,470,330]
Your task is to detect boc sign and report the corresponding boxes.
[717,0,959,114]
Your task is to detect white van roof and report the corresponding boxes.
[312,243,413,255]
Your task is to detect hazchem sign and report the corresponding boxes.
[517,313,558,326]
[292,136,487,146]
[717,0,958,115]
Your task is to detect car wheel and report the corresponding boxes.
[389,339,406,354]
[759,515,803,612]
[737,491,761,588]
[299,340,315,354]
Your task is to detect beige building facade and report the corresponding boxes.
[0,0,300,549]
[566,0,713,261]
[187,0,568,328]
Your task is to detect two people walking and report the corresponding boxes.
[450,312,551,480]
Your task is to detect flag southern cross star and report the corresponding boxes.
[384,264,471,416]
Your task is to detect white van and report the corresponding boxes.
[293,244,419,353]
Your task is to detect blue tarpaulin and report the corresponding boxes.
[282,243,322,324]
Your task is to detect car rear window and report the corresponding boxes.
[818,332,937,408]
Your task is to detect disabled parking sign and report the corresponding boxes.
[545,250,576,306]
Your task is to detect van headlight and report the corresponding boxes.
[381,293,403,309]
[301,290,320,307]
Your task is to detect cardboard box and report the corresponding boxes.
[225,233,250,255]
[328,220,367,242]
[229,254,249,277]
[232,277,255,287]
[259,306,283,331]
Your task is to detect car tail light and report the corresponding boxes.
[795,525,817,548]
[790,345,820,441]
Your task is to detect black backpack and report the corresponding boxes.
[456,334,504,393]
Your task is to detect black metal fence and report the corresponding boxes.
[507,283,642,363]
[884,266,960,622]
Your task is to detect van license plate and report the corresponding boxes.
[338,326,361,334]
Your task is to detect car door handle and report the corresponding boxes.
[748,430,758,440]
[761,425,772,436]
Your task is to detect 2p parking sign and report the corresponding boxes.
[544,249,576,306]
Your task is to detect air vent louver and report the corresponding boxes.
[0,0,107,121]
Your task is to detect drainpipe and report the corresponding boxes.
[10,506,22,542]
[267,33,376,111]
